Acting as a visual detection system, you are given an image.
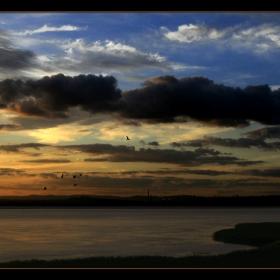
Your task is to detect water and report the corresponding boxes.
[0,207,279,263]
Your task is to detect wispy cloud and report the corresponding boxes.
[0,143,49,153]
[55,143,264,167]
[52,39,170,73]
[13,24,87,35]
[171,136,280,151]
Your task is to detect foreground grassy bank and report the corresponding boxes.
[1,222,280,268]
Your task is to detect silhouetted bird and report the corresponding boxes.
[126,136,130,140]
[80,174,82,176]
[74,184,77,186]
[44,187,46,190]
[61,174,64,178]
[73,175,76,178]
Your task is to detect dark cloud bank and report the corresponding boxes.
[171,136,280,151]
[1,73,280,127]
[0,143,49,152]
[59,143,264,167]
[0,74,121,118]
[0,30,37,71]
[242,126,280,139]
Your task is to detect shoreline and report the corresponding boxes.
[0,222,279,268]
[1,205,280,209]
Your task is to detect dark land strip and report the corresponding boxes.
[1,194,280,207]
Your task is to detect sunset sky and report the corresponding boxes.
[1,12,280,197]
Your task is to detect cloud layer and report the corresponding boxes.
[2,74,280,128]
[0,73,122,118]
[58,143,264,167]
[171,136,280,151]
[242,126,280,139]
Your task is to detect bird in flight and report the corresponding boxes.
[126,136,130,140]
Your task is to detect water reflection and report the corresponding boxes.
[0,207,279,262]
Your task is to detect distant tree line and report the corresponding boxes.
[0,195,280,207]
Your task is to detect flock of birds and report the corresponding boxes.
[43,173,82,190]
[43,136,130,190]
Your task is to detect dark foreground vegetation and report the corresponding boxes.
[1,194,280,207]
[0,222,280,268]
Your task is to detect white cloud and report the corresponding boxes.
[161,23,280,53]
[169,64,207,71]
[270,85,280,91]
[61,39,166,61]
[43,39,171,74]
[161,24,230,43]
[13,24,87,36]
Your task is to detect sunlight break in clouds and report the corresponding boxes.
[28,125,91,144]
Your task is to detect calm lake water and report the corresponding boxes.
[0,207,279,263]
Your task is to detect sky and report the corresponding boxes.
[1,12,280,197]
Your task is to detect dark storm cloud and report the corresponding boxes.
[0,30,37,71]
[172,136,277,151]
[0,48,36,70]
[2,74,280,127]
[59,143,263,167]
[119,75,280,127]
[0,73,122,118]
[242,126,280,139]
[0,143,49,152]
